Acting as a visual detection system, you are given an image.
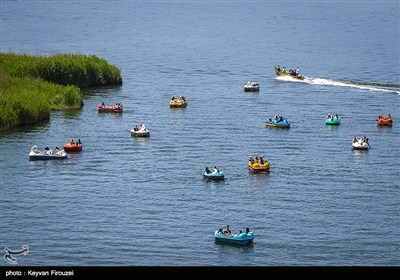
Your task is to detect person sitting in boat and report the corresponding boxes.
[223,225,231,236]
[101,102,105,107]
[254,156,259,164]
[69,138,75,144]
[259,156,264,164]
[171,96,176,101]
[205,167,211,174]
[295,67,300,76]
[335,114,339,119]
[388,113,391,118]
[140,123,146,131]
[282,67,286,74]
[245,227,250,235]
[53,147,60,154]
[77,139,82,145]
[274,114,279,122]
[236,230,243,236]
[279,116,283,122]
[249,156,254,164]
[276,65,281,71]
[352,135,357,143]
[327,114,332,120]
[213,165,219,173]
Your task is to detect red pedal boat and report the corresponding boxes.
[63,139,83,152]
[377,114,393,126]
[97,102,123,113]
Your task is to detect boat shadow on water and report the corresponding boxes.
[203,177,227,186]
[352,149,370,156]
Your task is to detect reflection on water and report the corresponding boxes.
[248,171,270,186]
[377,125,393,132]
[352,148,370,164]
[133,136,148,147]
[169,107,187,118]
[325,124,341,131]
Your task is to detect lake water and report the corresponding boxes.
[0,0,399,266]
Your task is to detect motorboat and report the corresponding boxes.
[130,124,150,137]
[97,102,123,113]
[29,146,67,160]
[325,114,341,125]
[170,96,187,108]
[248,156,270,172]
[265,115,290,128]
[376,115,392,126]
[243,81,260,92]
[274,65,304,80]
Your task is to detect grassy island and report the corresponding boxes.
[0,52,122,131]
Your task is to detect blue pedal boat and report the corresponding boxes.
[214,230,254,245]
[203,169,225,180]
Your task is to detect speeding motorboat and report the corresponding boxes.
[274,65,304,80]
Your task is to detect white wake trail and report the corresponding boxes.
[275,76,400,94]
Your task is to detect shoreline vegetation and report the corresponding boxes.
[0,52,122,131]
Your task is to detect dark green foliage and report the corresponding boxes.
[0,52,121,130]
[1,53,122,87]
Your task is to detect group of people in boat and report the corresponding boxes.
[43,146,61,155]
[69,138,82,145]
[171,96,186,101]
[99,102,122,109]
[204,165,220,174]
[267,115,285,123]
[378,114,392,119]
[218,225,250,236]
[326,114,340,120]
[132,123,146,132]
[276,65,300,77]
[353,135,369,145]
[249,155,265,165]
[245,81,259,87]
